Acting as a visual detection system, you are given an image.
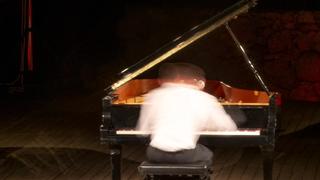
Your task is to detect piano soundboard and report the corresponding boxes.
[113,95,269,106]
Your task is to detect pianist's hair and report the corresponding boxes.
[159,63,205,81]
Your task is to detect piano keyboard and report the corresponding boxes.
[116,129,261,136]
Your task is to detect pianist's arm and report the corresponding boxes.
[203,94,238,131]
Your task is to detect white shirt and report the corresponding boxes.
[136,83,237,152]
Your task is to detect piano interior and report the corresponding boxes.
[112,79,269,106]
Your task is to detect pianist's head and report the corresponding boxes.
[158,63,206,90]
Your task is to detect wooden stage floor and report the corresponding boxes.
[1,91,320,179]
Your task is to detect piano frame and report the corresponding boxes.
[100,0,280,180]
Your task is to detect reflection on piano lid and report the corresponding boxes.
[116,129,261,136]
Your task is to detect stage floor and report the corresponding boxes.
[1,91,320,179]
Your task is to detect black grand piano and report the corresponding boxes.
[100,0,280,180]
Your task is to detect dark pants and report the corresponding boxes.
[146,144,213,166]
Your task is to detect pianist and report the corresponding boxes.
[136,63,237,165]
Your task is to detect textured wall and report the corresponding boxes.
[252,12,320,101]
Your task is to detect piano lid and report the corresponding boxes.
[106,0,258,93]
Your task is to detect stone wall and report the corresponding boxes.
[252,12,320,101]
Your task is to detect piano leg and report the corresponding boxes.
[261,146,274,180]
[110,144,122,180]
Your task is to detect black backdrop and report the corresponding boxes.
[1,0,320,94]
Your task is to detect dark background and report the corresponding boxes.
[1,2,320,178]
[1,0,320,97]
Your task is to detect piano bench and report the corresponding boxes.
[138,161,212,180]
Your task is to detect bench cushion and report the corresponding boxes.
[138,161,211,176]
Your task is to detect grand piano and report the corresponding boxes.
[100,0,280,180]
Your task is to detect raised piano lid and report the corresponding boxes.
[112,79,269,106]
[105,0,259,95]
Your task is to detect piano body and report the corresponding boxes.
[100,0,280,180]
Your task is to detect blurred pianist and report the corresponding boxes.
[136,63,237,165]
